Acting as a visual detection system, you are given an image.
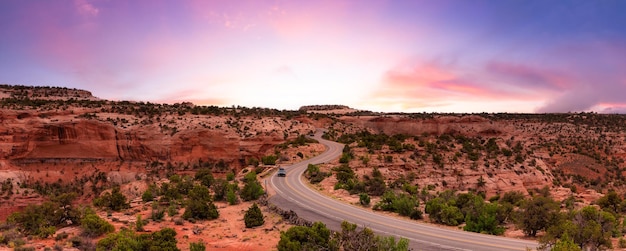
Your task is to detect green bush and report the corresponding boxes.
[7,201,66,238]
[14,246,35,251]
[141,189,154,202]
[190,241,206,251]
[278,222,332,251]
[226,187,239,205]
[262,155,277,165]
[359,193,370,206]
[277,221,409,251]
[374,191,422,220]
[182,200,219,220]
[305,164,329,184]
[241,172,264,201]
[81,209,114,237]
[425,198,464,226]
[97,228,180,251]
[151,207,165,221]
[136,215,145,231]
[212,179,229,201]
[194,168,215,188]
[244,203,265,228]
[93,186,129,211]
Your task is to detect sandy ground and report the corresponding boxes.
[9,199,289,251]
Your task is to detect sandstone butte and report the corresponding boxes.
[1,85,626,249]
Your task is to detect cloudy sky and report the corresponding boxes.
[1,0,625,113]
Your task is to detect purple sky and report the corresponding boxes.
[2,0,626,113]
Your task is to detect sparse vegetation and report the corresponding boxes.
[278,221,409,251]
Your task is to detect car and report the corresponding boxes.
[277,167,286,177]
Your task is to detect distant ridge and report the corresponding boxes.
[298,105,351,111]
[0,84,96,100]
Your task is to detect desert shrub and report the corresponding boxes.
[425,198,463,226]
[167,204,178,216]
[174,217,184,225]
[500,191,525,206]
[14,246,35,251]
[463,202,505,235]
[97,228,180,251]
[305,164,329,184]
[69,236,96,251]
[365,167,387,196]
[278,222,332,251]
[136,215,145,231]
[182,200,219,220]
[359,193,370,206]
[517,195,560,237]
[277,221,409,251]
[248,157,260,167]
[7,201,64,238]
[374,191,422,219]
[190,241,206,251]
[151,207,165,221]
[141,189,154,202]
[188,185,212,202]
[0,229,22,246]
[261,155,277,165]
[241,172,264,201]
[619,237,626,248]
[81,209,114,237]
[226,172,235,181]
[54,232,69,241]
[93,186,129,211]
[333,164,355,184]
[244,203,264,228]
[226,187,239,205]
[162,182,182,201]
[194,168,215,188]
[211,179,229,201]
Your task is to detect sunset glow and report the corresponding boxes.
[2,0,625,113]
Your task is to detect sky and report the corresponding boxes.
[1,0,626,113]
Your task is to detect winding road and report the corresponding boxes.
[269,130,538,251]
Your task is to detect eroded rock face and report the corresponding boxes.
[341,115,511,137]
[1,117,287,168]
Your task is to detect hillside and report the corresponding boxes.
[2,85,626,250]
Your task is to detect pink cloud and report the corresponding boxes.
[365,60,557,112]
[486,61,570,91]
[74,0,99,18]
[380,61,539,100]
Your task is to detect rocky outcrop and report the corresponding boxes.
[0,111,308,171]
[343,115,511,137]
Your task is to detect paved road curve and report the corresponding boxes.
[269,130,538,251]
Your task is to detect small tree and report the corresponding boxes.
[93,186,129,211]
[359,193,370,206]
[244,203,265,228]
[81,209,115,237]
[226,187,239,205]
[241,172,264,201]
[517,196,559,237]
[142,189,154,202]
[183,200,219,220]
[262,155,277,165]
[190,242,206,251]
[136,214,145,232]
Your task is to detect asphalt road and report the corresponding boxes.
[269,130,538,251]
